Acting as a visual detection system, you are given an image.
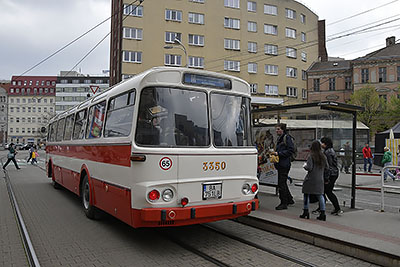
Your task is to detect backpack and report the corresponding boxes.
[283,134,297,162]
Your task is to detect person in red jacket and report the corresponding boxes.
[362,143,373,173]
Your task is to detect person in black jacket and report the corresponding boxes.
[320,137,342,215]
[272,123,295,210]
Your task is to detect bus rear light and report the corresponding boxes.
[162,189,174,202]
[242,183,251,195]
[148,189,160,202]
[181,197,189,207]
[251,183,258,193]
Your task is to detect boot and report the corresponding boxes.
[317,210,326,221]
[299,209,309,219]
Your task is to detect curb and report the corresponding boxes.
[236,215,400,267]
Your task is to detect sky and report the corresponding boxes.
[1,0,400,80]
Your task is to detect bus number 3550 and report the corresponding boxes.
[203,161,226,171]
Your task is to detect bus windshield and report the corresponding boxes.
[135,87,210,147]
[211,93,252,147]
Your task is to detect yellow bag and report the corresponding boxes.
[270,154,279,163]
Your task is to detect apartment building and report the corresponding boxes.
[0,81,9,146]
[7,76,56,145]
[56,71,109,114]
[110,0,325,104]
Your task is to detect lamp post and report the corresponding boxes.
[163,38,188,68]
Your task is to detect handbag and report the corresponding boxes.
[7,152,14,159]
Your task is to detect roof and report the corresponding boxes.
[257,119,369,130]
[354,43,400,62]
[380,122,400,134]
[251,96,283,105]
[307,60,351,72]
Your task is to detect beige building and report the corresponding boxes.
[110,0,325,105]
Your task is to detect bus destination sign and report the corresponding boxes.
[183,73,232,90]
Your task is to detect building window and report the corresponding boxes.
[250,83,257,94]
[379,67,387,82]
[188,12,204,24]
[264,24,278,35]
[361,68,369,83]
[248,63,257,73]
[190,0,204,3]
[165,32,181,43]
[300,14,306,24]
[345,76,352,90]
[123,4,143,17]
[397,66,400,81]
[302,89,307,99]
[301,52,307,62]
[247,1,256,12]
[287,87,297,97]
[165,9,182,22]
[188,56,204,68]
[286,67,297,78]
[123,27,143,40]
[264,44,278,55]
[224,38,240,50]
[224,60,240,72]
[165,54,182,66]
[265,65,278,75]
[188,34,204,46]
[264,4,277,15]
[265,84,278,95]
[224,17,240,29]
[285,8,296,19]
[248,21,257,32]
[286,28,296,39]
[313,79,320,92]
[248,42,257,53]
[302,70,307,81]
[301,32,306,42]
[286,47,297,58]
[224,0,239,9]
[329,78,336,90]
[123,51,142,63]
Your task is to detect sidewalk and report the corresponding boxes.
[240,185,400,266]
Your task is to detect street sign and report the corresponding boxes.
[90,85,99,94]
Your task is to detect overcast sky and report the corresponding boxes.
[1,0,400,80]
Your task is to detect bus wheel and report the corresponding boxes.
[82,175,96,219]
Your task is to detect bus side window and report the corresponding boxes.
[50,123,57,142]
[104,91,135,138]
[56,118,65,142]
[63,114,74,140]
[72,109,87,140]
[86,101,106,139]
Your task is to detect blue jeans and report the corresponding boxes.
[364,158,372,172]
[384,162,395,180]
[303,194,325,211]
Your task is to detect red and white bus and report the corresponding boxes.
[46,67,259,228]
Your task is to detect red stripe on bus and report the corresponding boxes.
[46,144,132,167]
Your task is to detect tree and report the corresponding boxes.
[349,85,385,139]
[383,96,400,128]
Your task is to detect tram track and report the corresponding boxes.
[3,167,41,267]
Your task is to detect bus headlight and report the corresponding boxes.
[242,183,251,195]
[162,189,174,202]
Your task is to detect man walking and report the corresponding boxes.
[362,143,373,173]
[272,123,295,210]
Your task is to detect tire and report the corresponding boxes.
[81,174,96,219]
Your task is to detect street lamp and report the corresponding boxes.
[163,38,188,68]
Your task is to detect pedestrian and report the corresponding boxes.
[396,144,400,178]
[3,143,21,170]
[320,137,342,215]
[271,123,295,210]
[382,147,395,181]
[31,149,38,165]
[343,141,351,174]
[27,145,34,163]
[338,147,345,173]
[300,140,328,221]
[362,143,373,173]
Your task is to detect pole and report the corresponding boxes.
[351,111,357,209]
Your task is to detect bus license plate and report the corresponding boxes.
[202,183,222,200]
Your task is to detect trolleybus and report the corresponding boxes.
[46,67,259,228]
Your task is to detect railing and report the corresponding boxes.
[380,165,400,211]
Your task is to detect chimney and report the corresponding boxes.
[386,36,396,47]
[318,20,328,62]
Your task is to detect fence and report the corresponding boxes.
[380,165,400,212]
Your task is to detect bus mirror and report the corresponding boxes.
[40,127,46,133]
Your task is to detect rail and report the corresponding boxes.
[380,165,400,212]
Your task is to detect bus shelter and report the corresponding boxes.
[252,101,364,209]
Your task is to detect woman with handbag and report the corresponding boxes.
[3,143,21,170]
[300,140,328,221]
